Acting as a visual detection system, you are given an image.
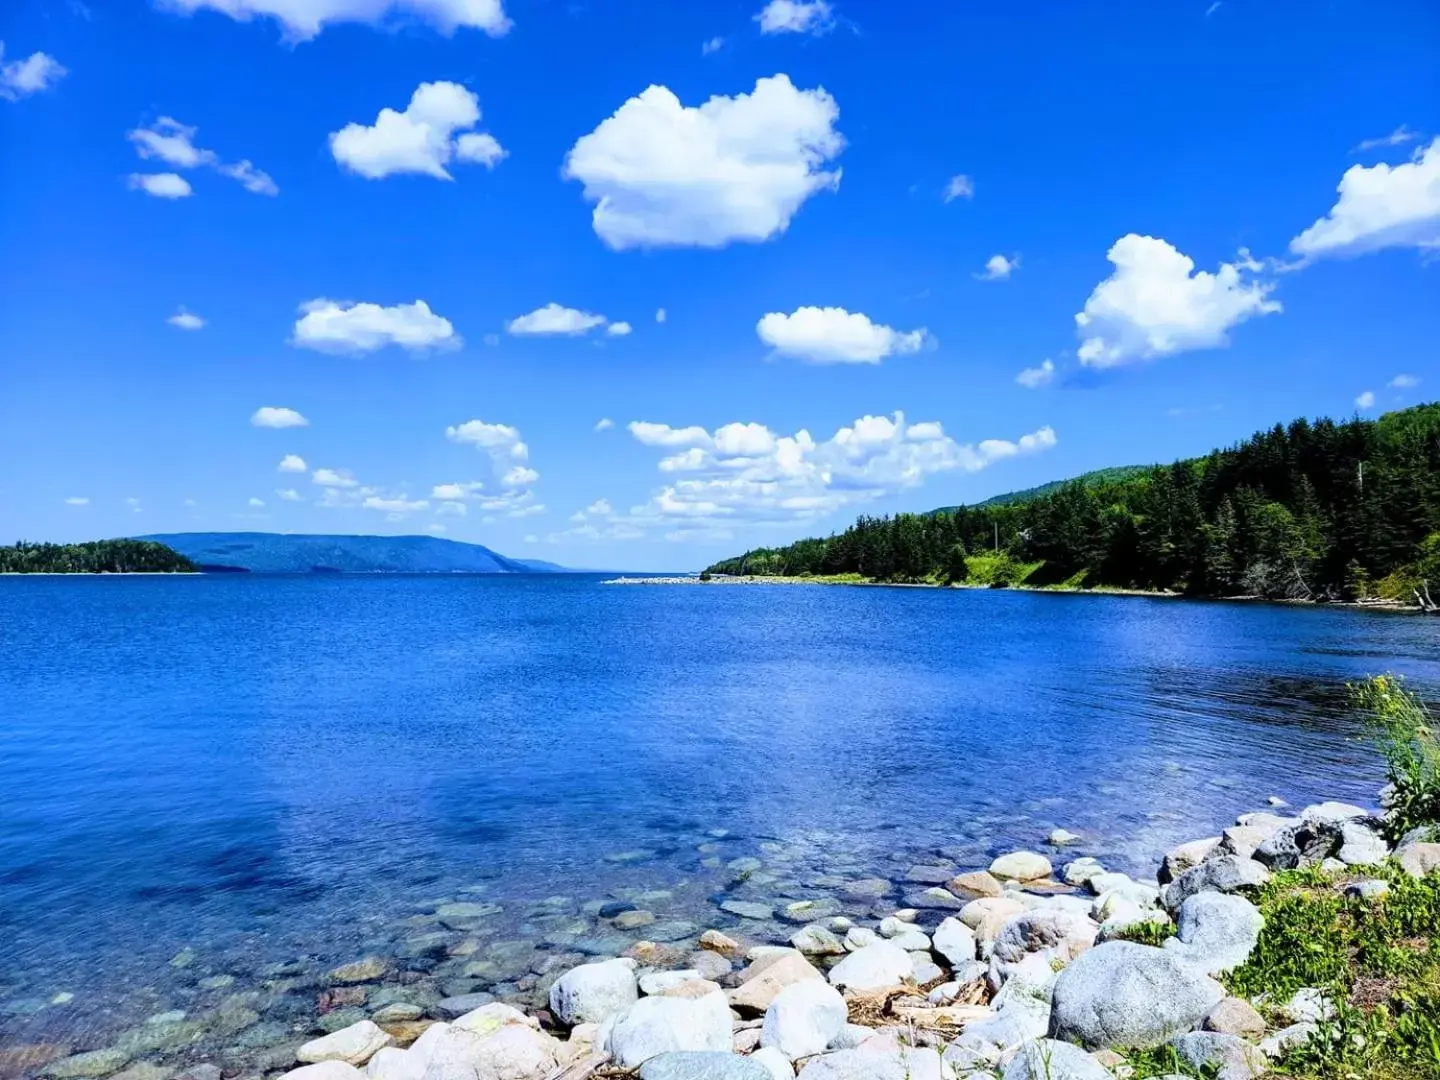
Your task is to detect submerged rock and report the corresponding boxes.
[43,1050,133,1079]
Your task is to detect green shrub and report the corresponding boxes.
[1352,674,1440,841]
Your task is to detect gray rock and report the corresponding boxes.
[550,959,638,1026]
[648,921,701,943]
[1165,893,1263,975]
[1345,878,1390,901]
[296,1021,393,1065]
[761,981,848,1060]
[1001,1041,1110,1080]
[1062,859,1106,888]
[909,957,944,985]
[778,900,842,925]
[887,930,931,952]
[989,909,1098,986]
[688,951,733,981]
[825,1026,872,1051]
[903,888,965,911]
[1159,838,1220,885]
[1397,841,1440,878]
[905,865,956,885]
[638,1053,772,1080]
[1048,941,1225,1049]
[606,990,734,1068]
[1301,802,1370,826]
[1170,1032,1266,1080]
[279,1065,364,1080]
[1163,856,1270,911]
[1258,1022,1316,1058]
[826,943,913,991]
[365,1048,424,1080]
[1048,829,1082,846]
[1204,997,1266,1040]
[931,918,977,967]
[1336,819,1389,866]
[844,927,880,952]
[795,1044,945,1080]
[43,1051,134,1079]
[639,970,704,995]
[749,1049,794,1080]
[791,925,845,957]
[722,901,774,921]
[435,993,496,1018]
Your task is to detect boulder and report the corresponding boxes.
[365,1048,424,1080]
[1203,998,1265,1040]
[1169,1032,1266,1080]
[1001,1040,1110,1080]
[729,953,823,1015]
[791,926,845,957]
[1397,841,1440,879]
[843,928,879,952]
[1162,856,1270,911]
[826,943,913,992]
[948,871,1004,898]
[761,982,848,1060]
[1047,942,1225,1049]
[639,971,704,995]
[749,1049,793,1080]
[297,1021,394,1066]
[329,959,388,985]
[905,865,956,885]
[605,991,733,1068]
[699,931,744,959]
[549,959,639,1026]
[931,918,977,967]
[1300,802,1369,826]
[1335,819,1389,866]
[988,910,1097,987]
[1061,859,1106,888]
[1159,839,1220,885]
[989,852,1052,882]
[42,1051,135,1080]
[1165,893,1263,975]
[1218,825,1279,861]
[637,1053,772,1080]
[408,1010,559,1080]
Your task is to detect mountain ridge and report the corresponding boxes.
[139,532,569,575]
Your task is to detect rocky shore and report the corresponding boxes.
[9,792,1439,1080]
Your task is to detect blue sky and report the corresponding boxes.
[1,0,1437,570]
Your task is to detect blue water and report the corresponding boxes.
[2,575,1438,1057]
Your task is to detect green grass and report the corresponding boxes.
[1351,675,1440,841]
[962,552,1043,587]
[1122,1045,1217,1078]
[1107,920,1173,948]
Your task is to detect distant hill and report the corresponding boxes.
[931,465,1152,513]
[140,533,567,575]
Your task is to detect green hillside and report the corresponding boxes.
[932,464,1153,513]
[706,403,1440,604]
[0,539,196,574]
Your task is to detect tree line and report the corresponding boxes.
[706,403,1440,603]
[0,539,197,574]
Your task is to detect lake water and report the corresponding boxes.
[2,575,1438,1063]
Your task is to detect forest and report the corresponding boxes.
[705,403,1440,604]
[0,539,197,574]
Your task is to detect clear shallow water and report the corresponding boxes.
[2,575,1438,1059]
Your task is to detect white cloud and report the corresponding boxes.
[160,0,511,42]
[1,45,68,100]
[502,465,539,487]
[127,116,276,195]
[755,0,834,34]
[168,307,205,330]
[701,36,725,55]
[943,174,974,202]
[436,500,467,516]
[445,419,540,509]
[312,468,357,488]
[278,454,307,472]
[427,523,447,534]
[571,498,613,523]
[1075,234,1280,368]
[655,308,667,324]
[276,488,302,501]
[506,303,607,336]
[292,298,459,354]
[606,321,633,337]
[446,419,528,459]
[1354,125,1420,153]
[431,482,483,500]
[564,74,844,250]
[1016,359,1055,389]
[1390,373,1420,389]
[1355,390,1377,410]
[64,496,89,506]
[363,495,429,513]
[508,503,545,518]
[129,173,193,198]
[248,497,266,508]
[594,418,614,432]
[757,306,928,364]
[251,406,309,428]
[125,497,142,512]
[330,82,506,181]
[618,412,1058,533]
[1290,138,1440,260]
[977,253,1018,281]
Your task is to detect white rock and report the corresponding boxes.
[1001,1040,1111,1080]
[887,929,930,952]
[749,1048,794,1080]
[639,971,703,996]
[366,1049,424,1080]
[826,943,913,992]
[283,1065,366,1080]
[1165,893,1263,976]
[842,928,879,952]
[761,981,848,1060]
[605,989,733,1068]
[409,1020,560,1080]
[1259,1022,1317,1058]
[1280,988,1334,1024]
[988,909,1098,988]
[989,852,1052,882]
[931,918,977,967]
[298,1021,394,1066]
[550,959,639,1026]
[1062,859,1106,887]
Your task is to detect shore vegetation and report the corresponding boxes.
[0,539,197,574]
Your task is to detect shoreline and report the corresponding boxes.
[11,778,1437,1080]
[604,574,1423,612]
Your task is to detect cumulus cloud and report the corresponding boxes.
[444,419,540,513]
[757,306,928,364]
[167,307,205,330]
[312,467,357,487]
[330,82,506,180]
[446,419,528,459]
[276,488,303,501]
[1075,234,1280,368]
[943,174,974,202]
[503,465,539,487]
[571,498,613,523]
[292,298,459,354]
[1016,359,1055,389]
[1290,138,1440,260]
[564,74,844,250]
[64,496,89,506]
[611,413,1058,535]
[506,303,608,336]
[1,44,68,100]
[363,495,429,513]
[1390,373,1420,389]
[251,406,309,428]
[977,253,1018,280]
[278,454,307,472]
[606,321,632,337]
[129,173,192,198]
[1355,390,1377,410]
[594,418,614,432]
[127,117,276,196]
[160,0,511,42]
[755,0,834,34]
